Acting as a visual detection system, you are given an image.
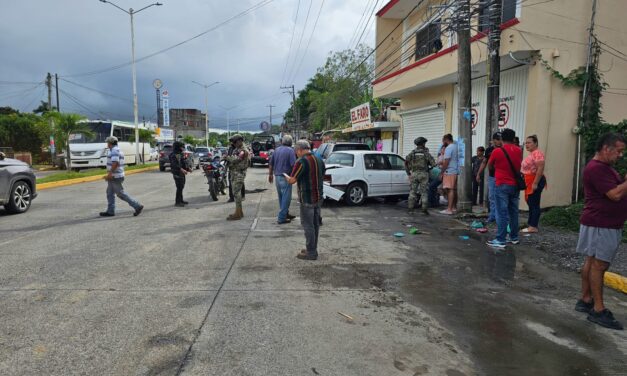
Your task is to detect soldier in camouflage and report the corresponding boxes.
[224,134,249,220]
[405,137,436,215]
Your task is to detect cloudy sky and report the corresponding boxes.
[0,0,380,132]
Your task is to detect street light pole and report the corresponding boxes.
[98,0,162,165]
[219,105,238,139]
[192,81,219,147]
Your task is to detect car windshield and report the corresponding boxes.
[334,144,370,151]
[69,122,112,144]
[326,152,354,167]
[162,145,172,152]
[195,147,209,153]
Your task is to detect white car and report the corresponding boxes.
[149,147,158,161]
[324,151,410,206]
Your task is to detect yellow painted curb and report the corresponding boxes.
[604,272,627,294]
[37,165,159,191]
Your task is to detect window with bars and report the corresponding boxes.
[415,20,443,61]
[478,0,517,33]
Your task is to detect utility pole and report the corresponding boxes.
[267,104,276,132]
[54,74,60,111]
[192,81,219,147]
[456,0,473,211]
[574,0,598,202]
[485,0,502,147]
[46,73,56,166]
[281,85,298,137]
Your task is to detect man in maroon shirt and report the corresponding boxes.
[575,133,627,330]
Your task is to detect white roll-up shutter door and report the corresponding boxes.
[400,106,445,158]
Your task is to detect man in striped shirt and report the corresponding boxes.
[99,136,143,217]
[287,140,325,260]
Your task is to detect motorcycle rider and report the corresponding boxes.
[224,134,249,220]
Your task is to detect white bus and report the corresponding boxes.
[68,120,151,169]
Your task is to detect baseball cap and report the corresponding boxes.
[492,132,502,140]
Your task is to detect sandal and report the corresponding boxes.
[521,228,538,233]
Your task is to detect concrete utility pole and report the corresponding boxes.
[46,73,55,166]
[456,0,473,211]
[54,74,60,111]
[220,105,238,139]
[485,0,502,147]
[281,85,298,137]
[98,0,163,165]
[192,80,220,147]
[267,104,276,130]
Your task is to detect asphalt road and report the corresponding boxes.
[0,167,625,375]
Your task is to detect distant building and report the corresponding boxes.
[160,108,206,139]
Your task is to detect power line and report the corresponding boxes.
[63,0,274,78]
[348,0,374,48]
[352,0,381,50]
[59,78,154,107]
[286,0,314,83]
[280,0,302,87]
[287,0,326,84]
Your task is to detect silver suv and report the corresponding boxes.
[0,152,37,213]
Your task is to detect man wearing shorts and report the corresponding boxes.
[439,134,458,215]
[575,133,627,330]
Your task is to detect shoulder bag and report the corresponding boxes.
[500,146,526,191]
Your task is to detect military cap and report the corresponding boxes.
[414,137,428,146]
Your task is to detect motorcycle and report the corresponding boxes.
[202,157,227,201]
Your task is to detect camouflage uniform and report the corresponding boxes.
[405,145,435,211]
[225,143,249,218]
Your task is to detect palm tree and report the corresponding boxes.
[51,113,92,171]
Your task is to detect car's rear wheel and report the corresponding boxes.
[345,182,366,206]
[6,181,32,214]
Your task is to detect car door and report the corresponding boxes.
[386,154,410,194]
[0,159,9,201]
[362,154,391,196]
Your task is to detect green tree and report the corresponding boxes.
[0,112,47,157]
[33,101,56,114]
[46,112,92,171]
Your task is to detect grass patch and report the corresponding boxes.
[541,202,627,242]
[37,163,157,184]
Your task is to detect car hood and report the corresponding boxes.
[0,158,29,167]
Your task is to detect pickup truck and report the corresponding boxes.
[250,138,275,166]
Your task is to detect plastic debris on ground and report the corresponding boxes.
[459,235,470,241]
[409,227,418,235]
[394,232,405,238]
[476,228,488,233]
[470,220,484,229]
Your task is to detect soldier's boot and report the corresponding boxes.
[227,205,243,221]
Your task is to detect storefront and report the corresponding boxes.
[343,121,400,153]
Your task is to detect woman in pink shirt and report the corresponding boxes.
[521,135,546,233]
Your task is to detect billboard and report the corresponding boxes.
[162,89,170,127]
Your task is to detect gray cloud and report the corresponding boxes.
[0,0,376,132]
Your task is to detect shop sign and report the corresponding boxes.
[350,102,371,126]
[343,123,374,133]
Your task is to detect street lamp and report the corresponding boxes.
[192,81,220,147]
[219,105,238,139]
[99,0,163,164]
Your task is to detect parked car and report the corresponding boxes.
[316,142,370,160]
[0,152,37,213]
[158,143,196,171]
[324,151,409,206]
[250,137,275,166]
[148,147,158,161]
[194,146,213,165]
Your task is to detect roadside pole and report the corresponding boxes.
[46,73,56,167]
[456,0,473,211]
[485,0,502,145]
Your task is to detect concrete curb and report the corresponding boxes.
[37,165,159,191]
[604,272,627,294]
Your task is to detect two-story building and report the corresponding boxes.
[373,0,627,207]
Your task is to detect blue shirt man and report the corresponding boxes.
[268,135,297,224]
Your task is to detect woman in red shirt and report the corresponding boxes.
[521,135,546,233]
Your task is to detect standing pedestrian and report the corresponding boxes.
[227,138,246,202]
[521,135,546,233]
[471,146,486,206]
[439,134,459,215]
[476,132,503,223]
[287,140,325,260]
[486,129,522,248]
[405,137,436,215]
[575,133,626,330]
[268,135,297,224]
[99,136,143,217]
[224,134,249,220]
[169,141,191,207]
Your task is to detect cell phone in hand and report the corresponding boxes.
[283,173,290,179]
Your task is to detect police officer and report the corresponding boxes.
[169,141,191,207]
[224,134,249,220]
[405,137,436,215]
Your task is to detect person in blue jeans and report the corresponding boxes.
[268,135,296,224]
[485,129,522,248]
[476,132,502,223]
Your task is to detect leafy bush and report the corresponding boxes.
[541,203,627,242]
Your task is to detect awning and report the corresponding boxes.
[342,121,400,134]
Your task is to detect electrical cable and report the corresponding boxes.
[287,0,326,85]
[280,0,302,87]
[60,78,153,107]
[348,0,374,48]
[286,0,314,84]
[63,0,274,78]
[352,0,381,50]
